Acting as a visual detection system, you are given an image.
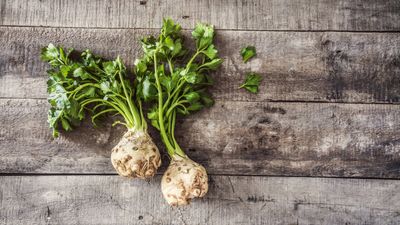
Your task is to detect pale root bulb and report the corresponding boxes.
[111,129,161,179]
[161,154,208,206]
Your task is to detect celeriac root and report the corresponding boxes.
[161,154,208,206]
[111,129,161,179]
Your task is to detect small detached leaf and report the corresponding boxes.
[240,46,256,63]
[239,72,263,94]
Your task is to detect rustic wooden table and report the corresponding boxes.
[1,1,400,224]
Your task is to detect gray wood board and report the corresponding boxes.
[1,27,400,103]
[0,175,399,225]
[1,98,400,177]
[1,0,400,31]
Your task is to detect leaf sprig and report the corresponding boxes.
[240,46,256,63]
[134,18,223,157]
[41,44,145,137]
[239,72,262,94]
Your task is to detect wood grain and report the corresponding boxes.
[1,1,400,224]
[1,27,400,103]
[1,0,400,31]
[0,175,399,225]
[1,98,400,177]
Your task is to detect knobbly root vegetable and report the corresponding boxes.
[111,129,161,179]
[161,154,208,206]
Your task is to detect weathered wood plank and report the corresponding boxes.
[0,175,399,225]
[1,98,400,177]
[1,27,400,103]
[1,0,400,31]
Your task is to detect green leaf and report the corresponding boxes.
[112,79,123,93]
[48,85,69,109]
[59,47,66,62]
[41,43,59,60]
[81,87,96,98]
[68,99,80,118]
[73,67,91,80]
[150,119,160,130]
[141,36,157,56]
[147,106,160,130]
[60,65,71,77]
[162,18,181,36]
[239,72,263,94]
[100,81,111,93]
[184,92,200,103]
[164,36,175,49]
[182,71,199,84]
[203,44,218,59]
[147,112,157,120]
[134,59,147,74]
[147,105,159,118]
[160,75,176,92]
[164,36,183,57]
[240,46,256,63]
[103,61,117,76]
[47,108,61,127]
[61,118,72,131]
[192,23,215,49]
[187,102,203,111]
[142,76,157,100]
[200,58,223,70]
[114,57,123,69]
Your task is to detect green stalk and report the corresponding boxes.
[118,70,142,130]
[153,53,176,157]
[81,98,133,128]
[170,110,184,155]
[138,99,147,131]
[162,80,184,111]
[165,100,188,118]
[91,108,118,124]
[155,50,204,158]
[67,83,99,99]
[109,96,136,127]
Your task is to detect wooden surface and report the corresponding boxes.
[2,99,400,178]
[2,0,400,31]
[1,27,400,103]
[1,176,400,225]
[1,0,400,224]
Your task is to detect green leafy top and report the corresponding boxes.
[240,46,256,63]
[41,44,145,137]
[134,18,223,157]
[239,72,263,94]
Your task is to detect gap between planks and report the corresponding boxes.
[1,173,400,181]
[1,24,400,33]
[1,96,400,106]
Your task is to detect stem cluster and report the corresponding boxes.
[135,18,222,158]
[41,45,146,136]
